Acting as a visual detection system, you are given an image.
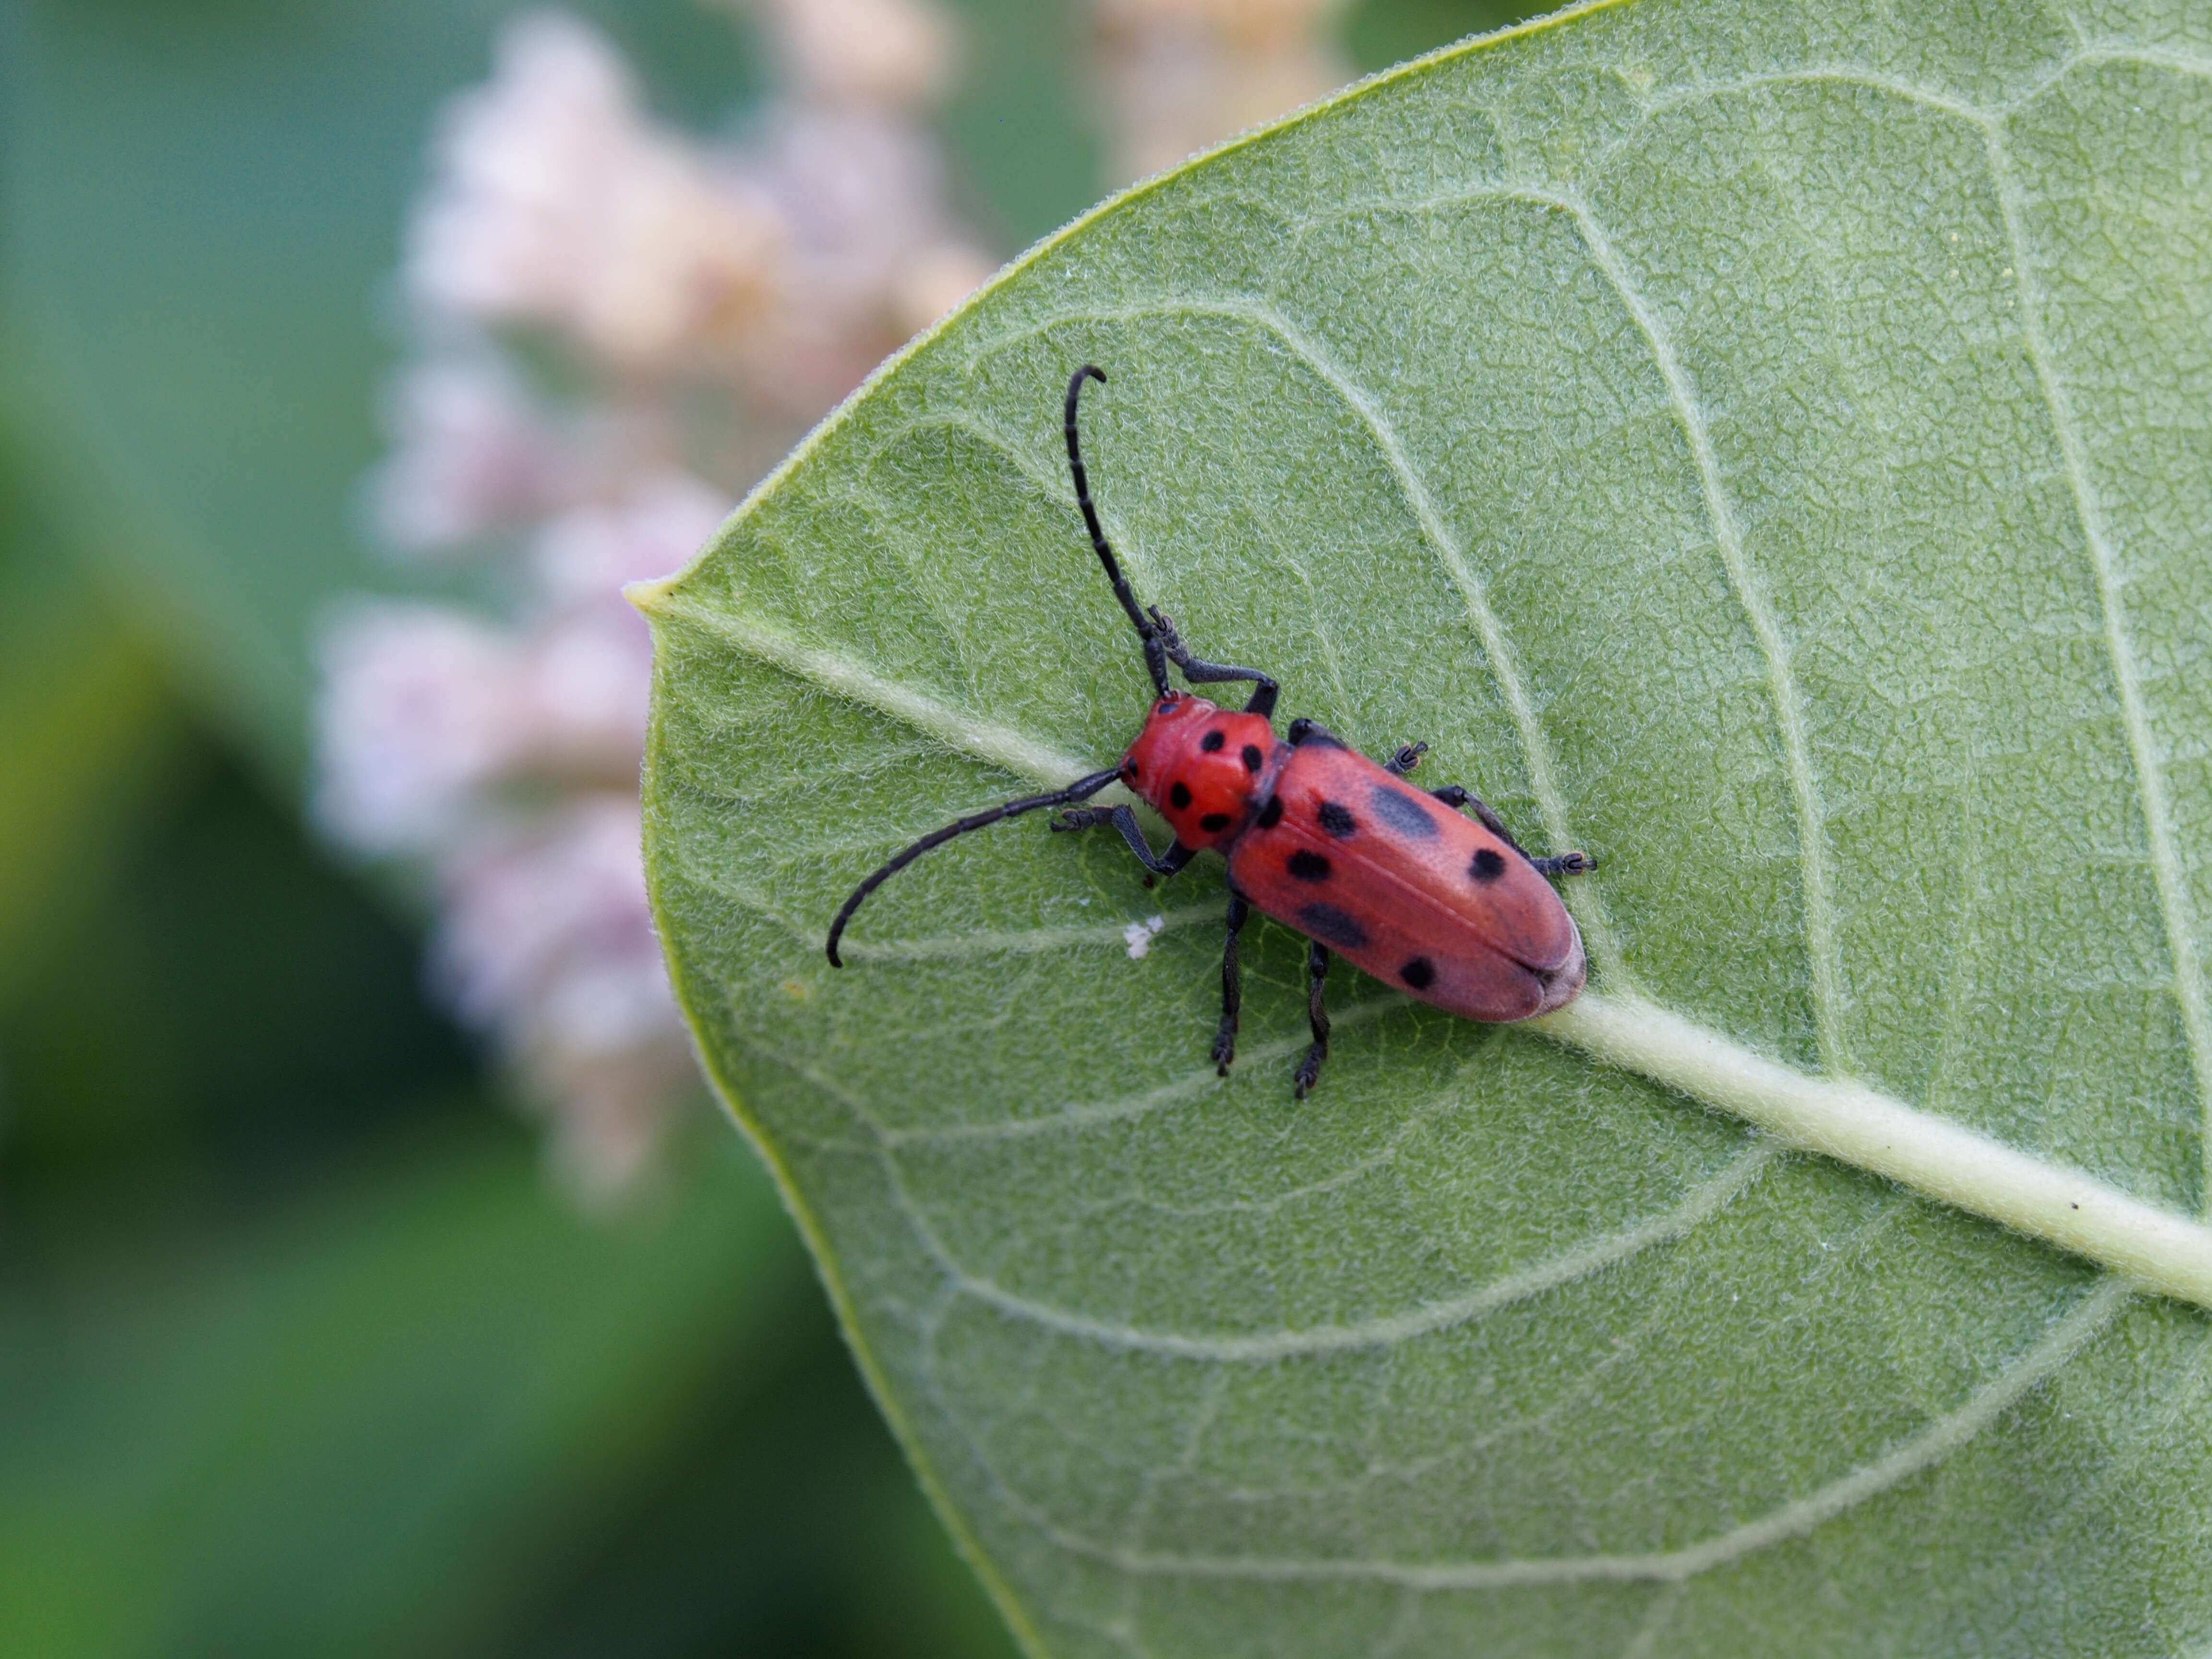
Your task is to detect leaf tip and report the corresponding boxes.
[625,576,681,619]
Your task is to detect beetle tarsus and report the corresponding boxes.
[1385,742,1428,777]
[1531,852,1594,877]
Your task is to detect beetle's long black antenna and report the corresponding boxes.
[826,768,1121,966]
[1065,366,1169,696]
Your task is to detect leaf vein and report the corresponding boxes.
[646,596,1103,789]
[1981,115,2212,1207]
[878,995,1404,1145]
[1557,198,1849,1075]
[919,1143,1774,1360]
[999,1278,2126,1588]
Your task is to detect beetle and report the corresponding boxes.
[826,365,1591,1097]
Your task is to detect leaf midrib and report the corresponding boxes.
[643,589,2212,1311]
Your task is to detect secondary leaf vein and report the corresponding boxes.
[1001,1278,2126,1587]
[1983,108,2212,1208]
[1560,198,1849,1075]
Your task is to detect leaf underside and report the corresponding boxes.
[641,0,2212,1653]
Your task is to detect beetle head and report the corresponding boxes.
[1121,693,1275,850]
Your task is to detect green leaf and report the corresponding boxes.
[639,1,2212,1652]
[0,429,188,992]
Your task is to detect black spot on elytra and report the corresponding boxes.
[1317,801,1357,839]
[1298,902,1369,951]
[1241,744,1264,773]
[1255,796,1284,830]
[1287,850,1332,882]
[1470,847,1507,882]
[1369,784,1440,839]
[1400,956,1436,991]
[1170,782,1193,810]
[1199,812,1232,833]
[1200,729,1226,752]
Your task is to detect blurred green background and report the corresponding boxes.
[0,1,1533,1652]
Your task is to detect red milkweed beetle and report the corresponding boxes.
[827,365,1591,1096]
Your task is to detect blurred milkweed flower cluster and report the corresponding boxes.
[316,0,1356,1197]
[1089,0,1352,183]
[315,0,991,1197]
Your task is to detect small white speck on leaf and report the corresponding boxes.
[1123,915,1167,959]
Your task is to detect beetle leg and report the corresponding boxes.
[1423,787,1595,878]
[1211,893,1251,1075]
[1149,607,1280,718]
[1051,804,1195,877]
[1293,941,1331,1098]
[1424,784,1506,837]
[1427,784,1524,848]
[1384,742,1428,777]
